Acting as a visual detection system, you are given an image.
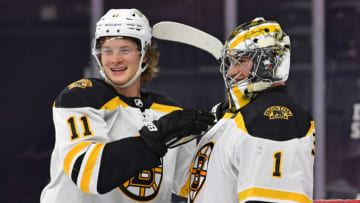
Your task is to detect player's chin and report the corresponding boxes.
[110,78,129,86]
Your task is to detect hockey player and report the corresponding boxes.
[188,17,315,203]
[40,8,214,203]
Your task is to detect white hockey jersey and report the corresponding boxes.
[40,78,194,203]
[188,86,315,203]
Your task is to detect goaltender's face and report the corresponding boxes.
[227,56,253,81]
[100,37,146,87]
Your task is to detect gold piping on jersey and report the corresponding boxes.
[305,120,315,137]
[179,161,193,198]
[237,187,312,203]
[64,141,92,176]
[100,96,129,111]
[150,103,182,113]
[306,120,316,156]
[230,24,281,49]
[233,112,248,133]
[222,112,235,119]
[80,143,104,193]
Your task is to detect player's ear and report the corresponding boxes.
[142,49,149,64]
[142,55,148,63]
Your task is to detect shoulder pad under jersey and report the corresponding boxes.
[54,78,117,109]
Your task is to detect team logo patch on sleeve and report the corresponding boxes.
[68,79,93,89]
[189,142,215,203]
[118,164,163,202]
[264,106,293,120]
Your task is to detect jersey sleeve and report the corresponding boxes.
[53,79,161,195]
[171,139,197,198]
[226,112,315,203]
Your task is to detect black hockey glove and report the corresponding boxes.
[140,109,215,156]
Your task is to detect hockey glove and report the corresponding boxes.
[140,109,215,156]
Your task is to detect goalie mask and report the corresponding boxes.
[220,17,291,111]
[92,8,152,88]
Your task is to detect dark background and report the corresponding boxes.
[1,0,360,202]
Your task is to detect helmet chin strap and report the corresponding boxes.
[247,81,273,93]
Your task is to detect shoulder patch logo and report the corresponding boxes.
[264,106,293,120]
[68,79,93,89]
[189,141,215,203]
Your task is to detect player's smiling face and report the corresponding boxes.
[100,37,145,87]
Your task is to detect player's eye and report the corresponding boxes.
[100,48,113,55]
[117,48,131,54]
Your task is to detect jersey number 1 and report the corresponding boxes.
[272,151,282,178]
[67,115,93,141]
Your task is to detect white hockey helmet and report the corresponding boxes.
[220,17,291,110]
[92,8,152,88]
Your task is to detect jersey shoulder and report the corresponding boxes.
[239,87,313,141]
[54,78,117,109]
[142,89,180,107]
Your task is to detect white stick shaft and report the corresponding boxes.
[152,21,223,60]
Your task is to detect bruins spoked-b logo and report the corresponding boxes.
[119,164,163,201]
[189,142,215,203]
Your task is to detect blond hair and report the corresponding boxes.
[141,44,159,84]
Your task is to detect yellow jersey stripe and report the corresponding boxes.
[238,187,312,203]
[100,96,128,111]
[63,141,92,176]
[80,143,104,193]
[150,103,182,113]
[232,86,251,108]
[305,120,315,137]
[179,162,193,198]
[234,112,248,133]
[230,24,281,49]
[222,112,234,119]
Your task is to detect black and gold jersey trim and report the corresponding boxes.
[54,78,118,109]
[54,78,181,111]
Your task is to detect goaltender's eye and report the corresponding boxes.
[231,56,250,64]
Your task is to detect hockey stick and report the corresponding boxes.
[152,21,223,60]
